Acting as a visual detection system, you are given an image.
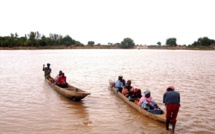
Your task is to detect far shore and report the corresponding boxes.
[0,45,214,50]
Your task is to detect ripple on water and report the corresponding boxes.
[0,50,215,134]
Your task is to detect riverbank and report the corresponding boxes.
[0,45,118,50]
[0,45,214,50]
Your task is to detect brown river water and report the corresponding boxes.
[0,49,214,134]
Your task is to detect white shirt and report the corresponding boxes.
[115,79,123,88]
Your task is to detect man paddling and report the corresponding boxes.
[43,63,52,78]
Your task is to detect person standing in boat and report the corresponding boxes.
[43,63,51,78]
[163,85,180,134]
[56,73,68,88]
[115,75,124,92]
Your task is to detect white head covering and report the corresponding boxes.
[144,90,150,95]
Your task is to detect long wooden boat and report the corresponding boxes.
[109,79,166,123]
[45,77,90,100]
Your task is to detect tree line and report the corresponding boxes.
[162,37,215,47]
[0,31,136,49]
[0,31,83,47]
[0,31,214,48]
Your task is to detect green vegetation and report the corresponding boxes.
[164,37,215,47]
[119,38,135,48]
[157,42,161,46]
[0,32,215,50]
[166,38,177,46]
[191,37,215,46]
[0,31,84,48]
[87,41,95,46]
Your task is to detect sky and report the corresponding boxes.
[1,0,214,45]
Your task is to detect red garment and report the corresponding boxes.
[166,104,180,123]
[57,76,66,84]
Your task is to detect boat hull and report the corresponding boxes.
[45,78,90,100]
[109,79,166,123]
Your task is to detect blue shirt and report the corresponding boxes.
[115,79,123,88]
[163,91,180,105]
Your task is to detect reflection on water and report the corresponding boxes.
[0,49,215,134]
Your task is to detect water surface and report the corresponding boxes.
[0,49,214,134]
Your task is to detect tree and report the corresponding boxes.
[17,36,27,46]
[27,32,36,46]
[199,37,214,46]
[191,37,215,46]
[166,38,177,46]
[0,32,84,47]
[39,35,47,46]
[49,33,62,45]
[37,31,41,39]
[120,38,135,48]
[15,32,18,38]
[62,35,75,46]
[2,36,14,47]
[157,42,161,46]
[74,41,84,47]
[45,37,52,46]
[49,33,60,41]
[88,41,95,46]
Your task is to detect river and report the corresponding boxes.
[0,49,214,134]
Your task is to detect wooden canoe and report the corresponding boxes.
[45,77,90,100]
[109,79,166,123]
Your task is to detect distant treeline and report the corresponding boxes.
[0,31,135,48]
[0,31,84,47]
[0,31,215,48]
[163,37,215,47]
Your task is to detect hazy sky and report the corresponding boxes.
[1,0,214,45]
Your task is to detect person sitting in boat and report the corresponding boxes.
[54,70,63,84]
[138,90,159,111]
[115,75,125,92]
[133,88,142,98]
[129,88,142,101]
[122,80,134,97]
[43,63,51,78]
[122,78,126,87]
[56,73,68,88]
